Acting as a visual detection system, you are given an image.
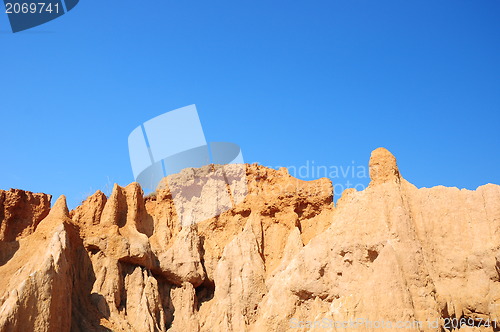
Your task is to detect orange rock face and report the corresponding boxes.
[0,149,499,331]
[0,189,51,242]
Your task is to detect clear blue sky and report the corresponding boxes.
[1,0,499,209]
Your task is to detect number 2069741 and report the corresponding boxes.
[5,3,61,14]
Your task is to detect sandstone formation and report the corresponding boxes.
[0,189,51,242]
[0,148,499,331]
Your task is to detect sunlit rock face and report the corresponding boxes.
[0,149,499,332]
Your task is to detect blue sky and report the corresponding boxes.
[1,0,499,209]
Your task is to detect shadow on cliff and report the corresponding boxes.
[0,241,19,266]
[67,222,112,332]
[196,235,215,310]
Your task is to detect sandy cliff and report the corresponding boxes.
[0,148,499,331]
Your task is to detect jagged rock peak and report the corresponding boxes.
[369,147,401,185]
[70,190,107,226]
[48,195,70,219]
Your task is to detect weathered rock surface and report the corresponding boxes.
[0,196,74,331]
[0,189,51,242]
[0,148,499,331]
